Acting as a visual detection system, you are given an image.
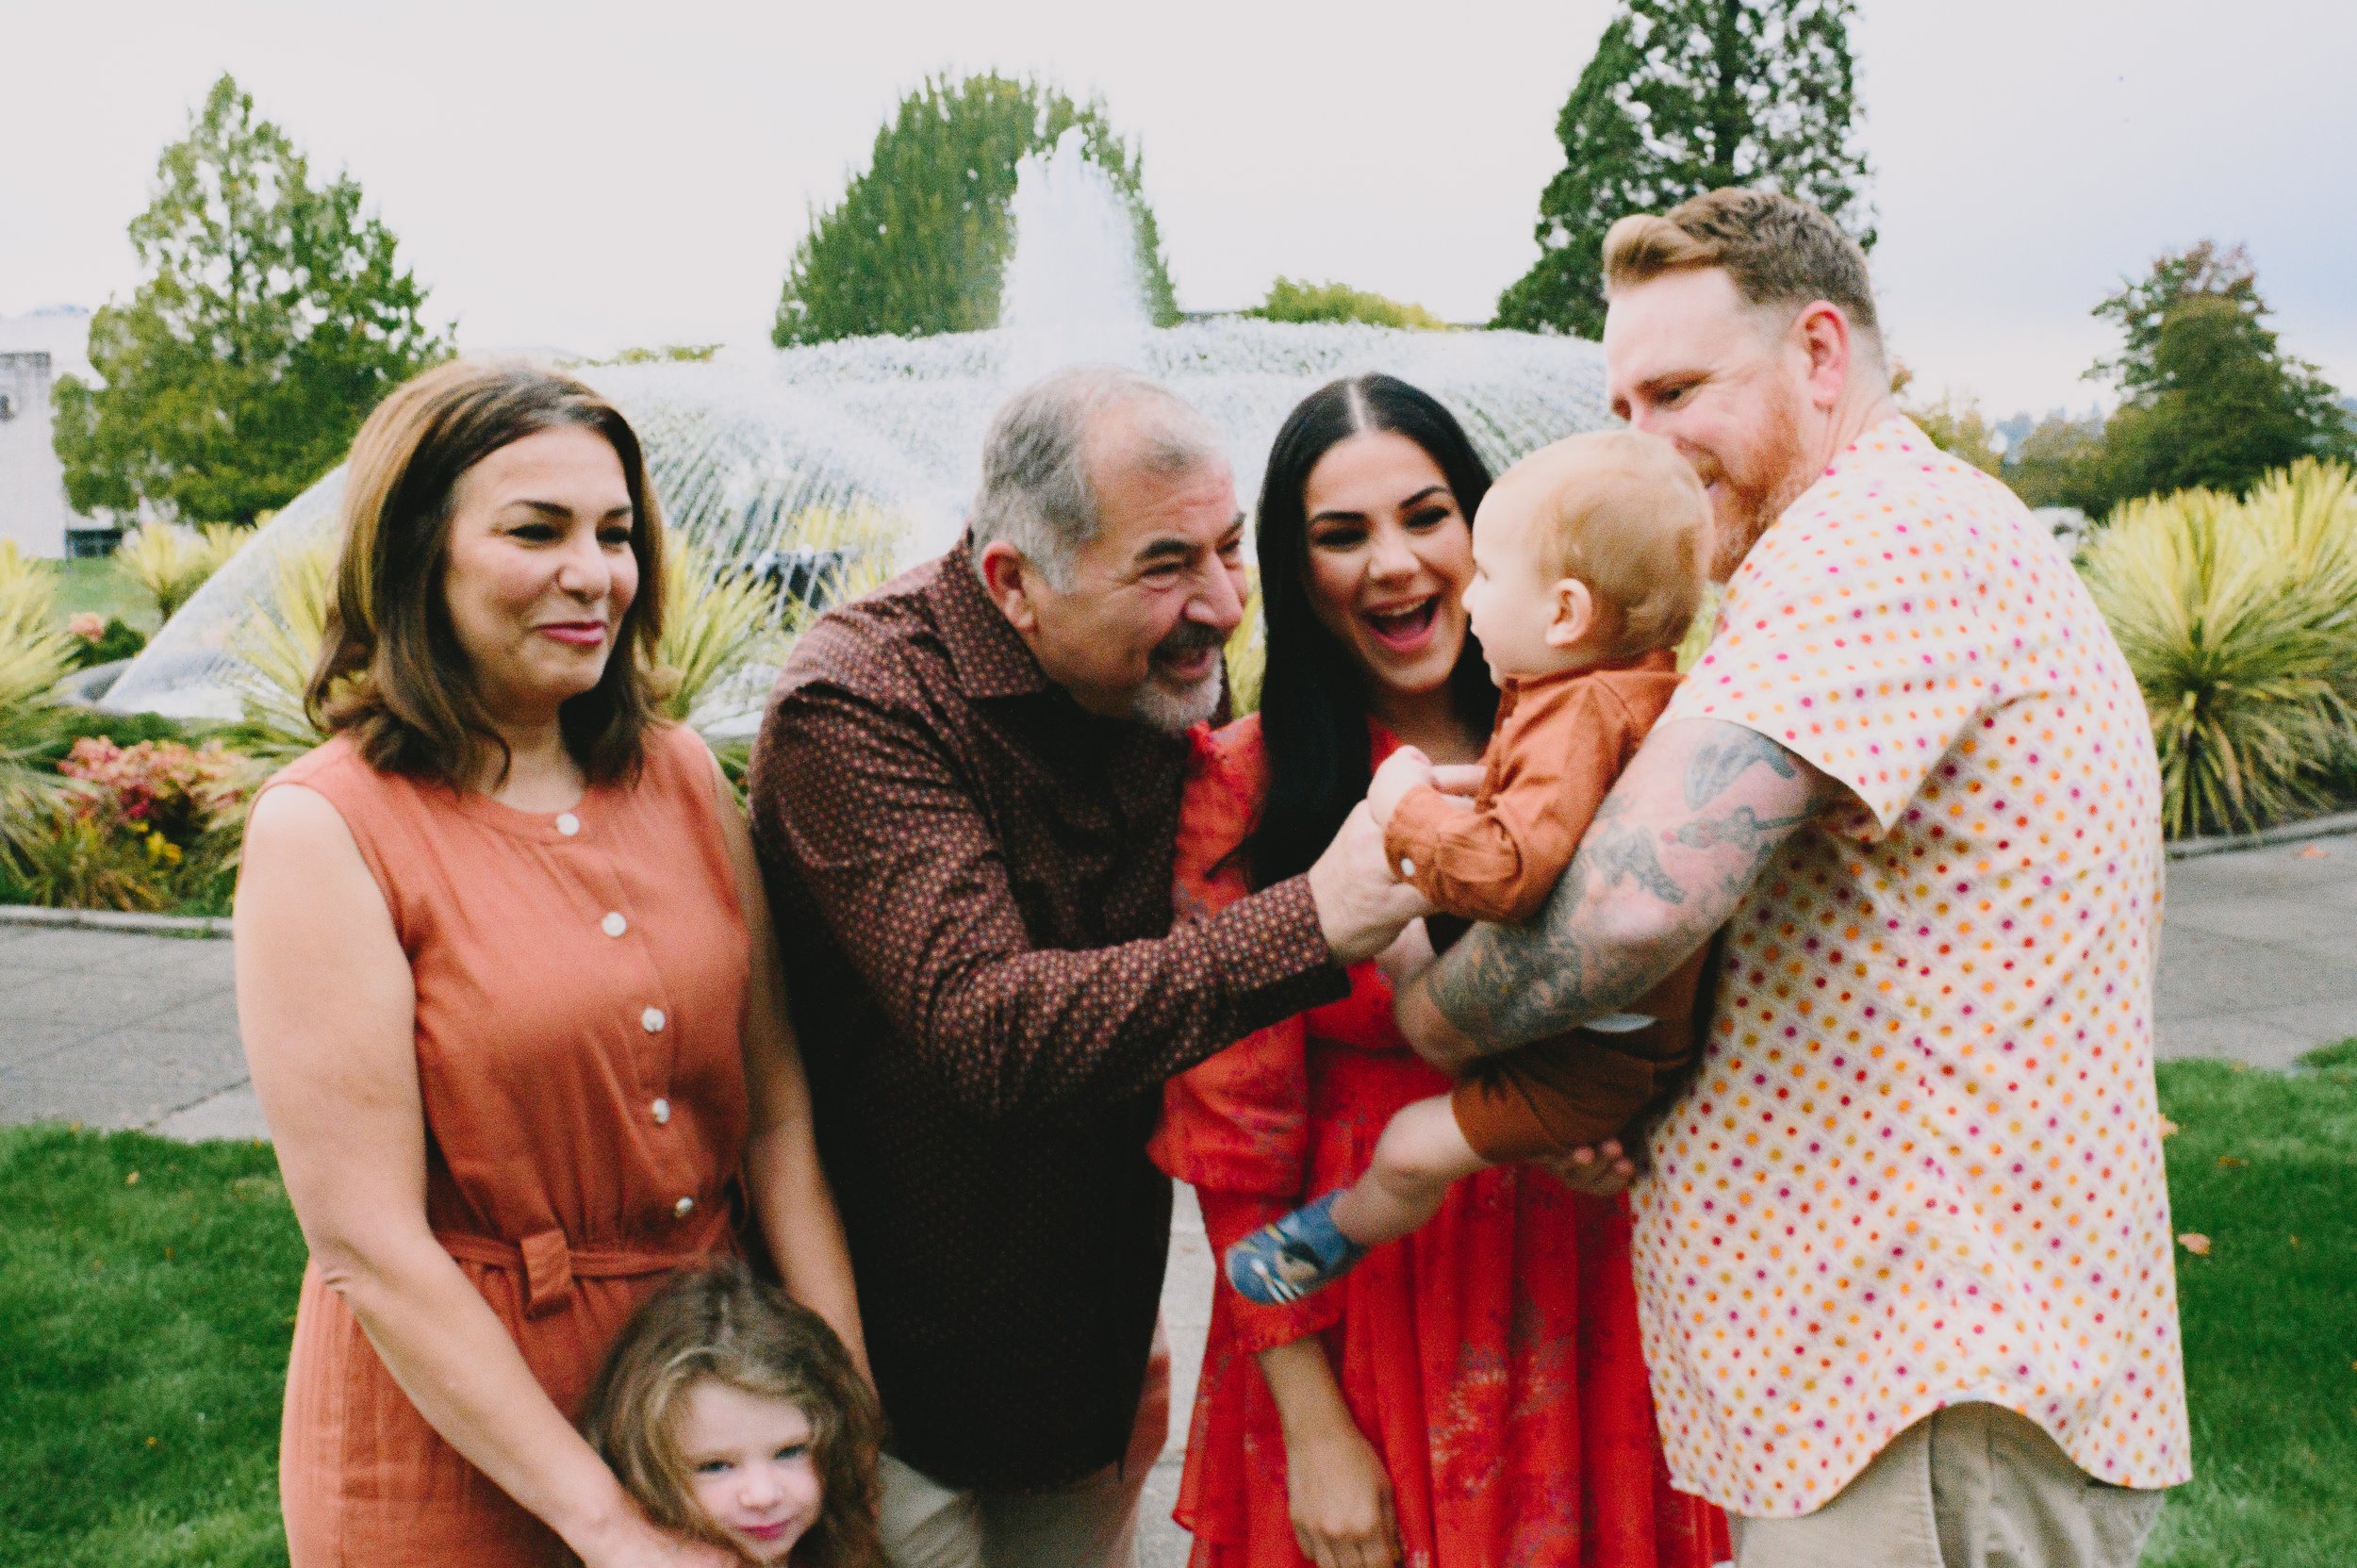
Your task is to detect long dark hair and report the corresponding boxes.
[1247,374,1499,887]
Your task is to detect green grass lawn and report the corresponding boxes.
[2142,1042,2357,1568]
[45,557,157,634]
[0,1127,300,1566]
[1,1050,2351,1566]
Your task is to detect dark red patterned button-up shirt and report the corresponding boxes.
[748,542,1344,1491]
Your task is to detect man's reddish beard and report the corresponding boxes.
[1700,380,1815,584]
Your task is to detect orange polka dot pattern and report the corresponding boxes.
[1637,418,2191,1518]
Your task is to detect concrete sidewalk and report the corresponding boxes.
[4,831,2353,1565]
[6,832,2351,1144]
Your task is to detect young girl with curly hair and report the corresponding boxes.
[581,1262,884,1568]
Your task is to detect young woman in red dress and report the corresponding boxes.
[1150,375,1728,1568]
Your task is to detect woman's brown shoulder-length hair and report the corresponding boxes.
[305,357,668,788]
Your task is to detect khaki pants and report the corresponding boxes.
[878,1327,1171,1568]
[1730,1403,2167,1568]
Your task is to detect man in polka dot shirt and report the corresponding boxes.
[1395,190,2188,1568]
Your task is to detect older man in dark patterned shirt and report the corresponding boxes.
[748,367,1426,1567]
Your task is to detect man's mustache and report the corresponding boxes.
[1152,622,1228,664]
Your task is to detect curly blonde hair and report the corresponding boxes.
[580,1262,885,1568]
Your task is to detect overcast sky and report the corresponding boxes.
[5,0,2350,417]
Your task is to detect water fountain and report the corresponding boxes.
[102,130,1611,720]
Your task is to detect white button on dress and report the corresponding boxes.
[641,1007,667,1034]
[602,912,628,938]
[1399,857,1417,878]
[673,1196,695,1219]
[554,812,581,836]
[651,1098,671,1125]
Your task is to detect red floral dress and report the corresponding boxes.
[1149,716,1729,1568]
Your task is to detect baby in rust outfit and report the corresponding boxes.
[1228,429,1713,1305]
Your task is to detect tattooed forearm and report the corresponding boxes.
[1422,718,1830,1052]
[1684,728,1799,810]
[1583,816,1687,904]
[1426,902,1644,1049]
[1672,805,1811,854]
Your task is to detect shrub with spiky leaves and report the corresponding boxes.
[2081,458,2357,837]
[223,539,338,768]
[1224,575,1265,717]
[118,521,243,622]
[0,547,80,867]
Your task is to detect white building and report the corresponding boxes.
[0,307,116,558]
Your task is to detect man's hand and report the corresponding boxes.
[1364,747,1435,831]
[1392,971,1483,1073]
[1531,1140,1640,1197]
[1371,919,1436,992]
[1307,802,1433,966]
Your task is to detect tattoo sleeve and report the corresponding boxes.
[1426,720,1829,1050]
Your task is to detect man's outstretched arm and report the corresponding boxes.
[1401,718,1839,1060]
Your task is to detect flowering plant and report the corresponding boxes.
[58,736,247,857]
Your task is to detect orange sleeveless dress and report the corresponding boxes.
[263,724,752,1566]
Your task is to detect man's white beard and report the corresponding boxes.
[1129,670,1224,734]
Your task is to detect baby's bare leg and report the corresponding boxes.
[1329,1095,1494,1248]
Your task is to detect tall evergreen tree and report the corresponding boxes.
[774,74,1179,347]
[1493,0,1874,339]
[52,74,450,525]
[2090,241,2353,505]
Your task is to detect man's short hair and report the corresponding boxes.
[1603,189,1883,360]
[971,366,1224,588]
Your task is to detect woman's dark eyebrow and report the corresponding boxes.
[504,500,635,521]
[1311,484,1453,528]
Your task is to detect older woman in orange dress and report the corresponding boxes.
[234,360,864,1567]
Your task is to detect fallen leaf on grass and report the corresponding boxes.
[2217,1155,2248,1169]
[2178,1232,2212,1256]
[2159,1117,2182,1139]
[124,1170,139,1185]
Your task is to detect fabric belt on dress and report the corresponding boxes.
[436,1211,730,1321]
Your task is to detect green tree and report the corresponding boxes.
[1494,0,1873,339]
[1903,388,2004,478]
[52,75,449,527]
[2090,241,2352,505]
[2003,413,2112,513]
[1251,278,1444,330]
[774,74,1179,346]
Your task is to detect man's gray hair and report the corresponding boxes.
[971,366,1225,588]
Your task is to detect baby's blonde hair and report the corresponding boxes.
[1504,428,1708,659]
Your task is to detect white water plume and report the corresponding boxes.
[106,144,1614,722]
[997,128,1153,385]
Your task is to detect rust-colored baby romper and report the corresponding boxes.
[266,724,750,1565]
[1383,649,1709,1160]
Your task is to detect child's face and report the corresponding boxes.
[1461,487,1577,683]
[678,1380,822,1565]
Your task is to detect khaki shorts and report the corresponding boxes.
[877,1325,1170,1568]
[1729,1403,2167,1568]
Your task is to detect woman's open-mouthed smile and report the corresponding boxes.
[1300,429,1475,702]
